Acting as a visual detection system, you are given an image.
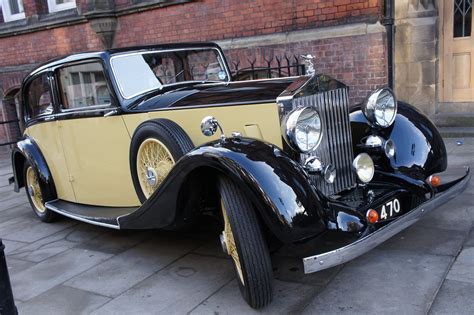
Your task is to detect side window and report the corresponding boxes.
[25,73,54,119]
[58,62,112,110]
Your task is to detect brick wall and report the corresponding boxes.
[0,0,387,145]
[225,32,388,104]
[0,0,385,98]
[0,24,102,68]
[114,0,382,47]
[0,0,383,68]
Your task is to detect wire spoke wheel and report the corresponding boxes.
[221,201,245,285]
[219,177,273,309]
[25,166,46,213]
[136,138,175,199]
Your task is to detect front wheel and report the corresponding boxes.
[219,177,273,309]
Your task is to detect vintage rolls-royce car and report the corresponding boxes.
[10,42,470,308]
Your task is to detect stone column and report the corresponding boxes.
[395,0,437,115]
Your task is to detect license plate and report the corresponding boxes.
[378,198,401,220]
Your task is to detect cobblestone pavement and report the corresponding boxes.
[0,138,473,314]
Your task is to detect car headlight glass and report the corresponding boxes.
[282,107,322,153]
[363,88,397,128]
[353,153,375,183]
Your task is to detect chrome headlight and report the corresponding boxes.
[363,88,397,128]
[282,107,322,153]
[353,153,375,183]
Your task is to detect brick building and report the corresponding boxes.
[1,0,469,144]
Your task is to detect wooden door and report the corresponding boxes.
[441,0,474,102]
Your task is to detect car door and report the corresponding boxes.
[23,70,76,202]
[53,60,140,207]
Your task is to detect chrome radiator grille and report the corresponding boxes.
[293,88,356,195]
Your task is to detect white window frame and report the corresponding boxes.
[1,0,25,22]
[47,0,76,13]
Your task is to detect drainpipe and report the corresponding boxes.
[383,0,395,89]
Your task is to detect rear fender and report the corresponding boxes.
[119,138,326,243]
[11,137,57,201]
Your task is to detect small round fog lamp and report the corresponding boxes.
[353,153,375,183]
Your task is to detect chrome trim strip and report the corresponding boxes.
[145,99,277,112]
[45,201,121,230]
[303,167,471,274]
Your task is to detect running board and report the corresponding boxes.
[45,199,138,229]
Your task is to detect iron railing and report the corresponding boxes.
[231,55,306,81]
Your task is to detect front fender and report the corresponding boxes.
[11,137,57,201]
[350,101,447,179]
[119,138,326,243]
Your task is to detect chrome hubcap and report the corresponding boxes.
[145,167,157,187]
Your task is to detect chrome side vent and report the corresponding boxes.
[293,88,356,195]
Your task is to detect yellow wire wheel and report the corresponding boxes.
[25,166,46,213]
[219,177,273,309]
[221,201,245,285]
[136,138,175,199]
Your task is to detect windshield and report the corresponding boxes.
[111,48,229,99]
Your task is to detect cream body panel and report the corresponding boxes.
[58,116,140,207]
[123,103,283,148]
[26,103,282,208]
[25,122,76,202]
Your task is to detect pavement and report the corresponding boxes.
[0,137,473,315]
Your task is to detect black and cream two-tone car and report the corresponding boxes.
[10,42,470,308]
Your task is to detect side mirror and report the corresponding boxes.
[200,116,219,137]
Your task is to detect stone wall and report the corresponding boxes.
[395,0,438,115]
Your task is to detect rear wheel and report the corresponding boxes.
[219,176,273,309]
[23,162,57,222]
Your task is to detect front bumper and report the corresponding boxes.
[303,167,471,274]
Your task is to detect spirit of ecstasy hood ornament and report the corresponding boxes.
[301,54,316,76]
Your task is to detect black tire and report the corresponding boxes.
[130,119,194,203]
[23,161,58,223]
[219,176,273,309]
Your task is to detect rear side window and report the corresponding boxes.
[25,73,53,119]
[58,62,112,109]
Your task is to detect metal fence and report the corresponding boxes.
[230,55,306,81]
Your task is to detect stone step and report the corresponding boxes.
[432,113,474,127]
[439,127,474,138]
